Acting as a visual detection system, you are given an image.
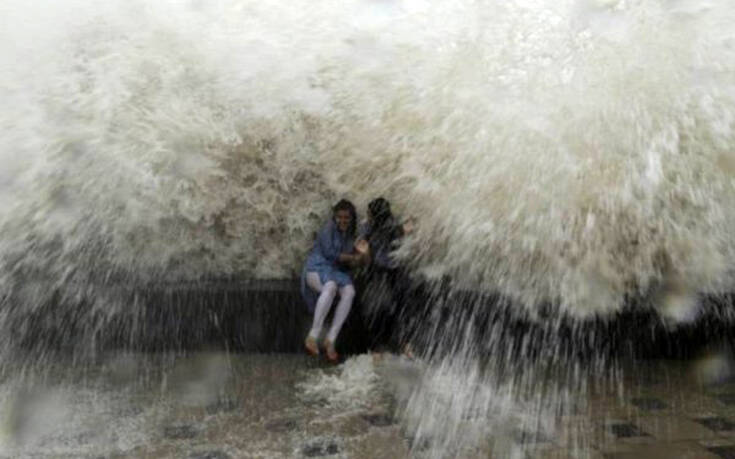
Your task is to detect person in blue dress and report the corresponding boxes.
[302,199,364,362]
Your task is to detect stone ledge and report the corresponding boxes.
[8,278,733,359]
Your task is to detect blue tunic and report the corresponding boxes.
[301,220,355,313]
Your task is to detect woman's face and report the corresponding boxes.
[335,209,352,233]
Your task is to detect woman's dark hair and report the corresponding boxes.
[368,197,392,230]
[367,197,403,242]
[333,199,357,237]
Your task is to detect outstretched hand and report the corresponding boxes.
[402,217,416,235]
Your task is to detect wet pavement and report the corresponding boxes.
[522,359,735,459]
[1,353,735,458]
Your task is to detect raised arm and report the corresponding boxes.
[338,251,363,267]
[401,217,415,235]
[316,223,364,268]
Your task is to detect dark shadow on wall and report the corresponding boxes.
[5,278,734,363]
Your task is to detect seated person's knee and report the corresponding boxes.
[323,281,338,296]
[342,284,356,301]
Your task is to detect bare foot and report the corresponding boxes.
[304,336,319,357]
[324,339,339,363]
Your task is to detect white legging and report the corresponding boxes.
[306,272,355,343]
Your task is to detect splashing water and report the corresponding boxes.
[2,0,735,456]
[298,354,382,410]
[2,0,735,317]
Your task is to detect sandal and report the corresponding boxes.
[324,339,339,363]
[304,336,319,357]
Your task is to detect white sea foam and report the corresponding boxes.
[298,354,381,410]
[0,382,153,456]
[2,0,735,318]
[2,4,735,453]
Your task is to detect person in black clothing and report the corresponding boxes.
[355,198,416,355]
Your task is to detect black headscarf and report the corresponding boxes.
[367,197,403,243]
[368,197,391,230]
